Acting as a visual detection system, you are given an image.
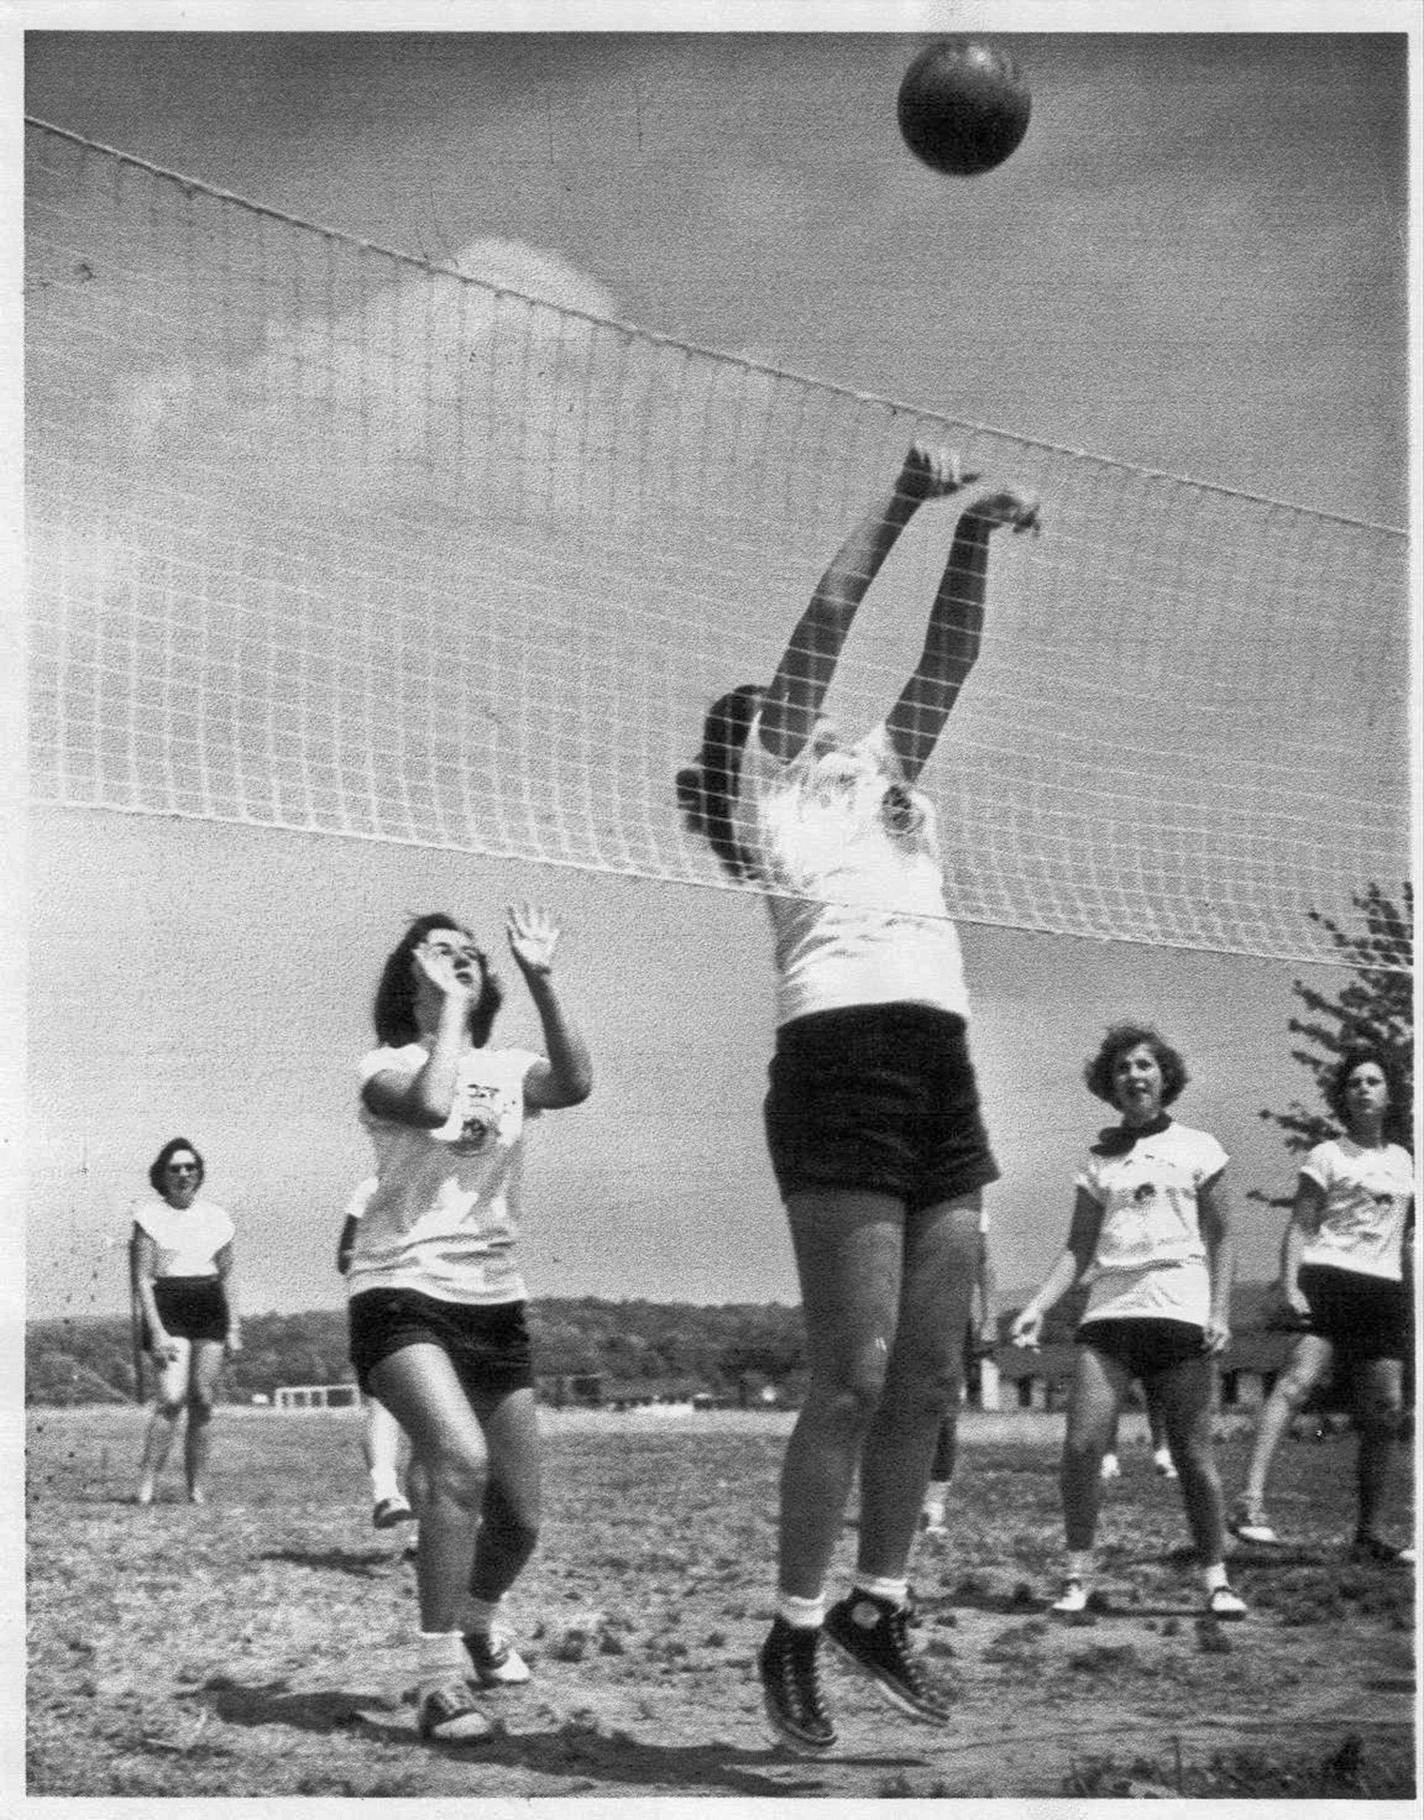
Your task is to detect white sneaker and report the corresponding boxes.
[464,1624,531,1687]
[416,1676,491,1741]
[1051,1577,1090,1615]
[1153,1448,1178,1480]
[1205,1584,1248,1621]
[1100,1454,1121,1482]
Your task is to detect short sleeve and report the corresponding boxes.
[359,1044,419,1088]
[1299,1141,1334,1194]
[1198,1133,1229,1185]
[130,1201,159,1242]
[343,1176,377,1222]
[1075,1155,1106,1204]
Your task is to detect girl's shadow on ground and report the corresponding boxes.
[191,1678,925,1795]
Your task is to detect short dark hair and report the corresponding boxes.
[372,912,504,1048]
[676,684,765,882]
[1324,1040,1409,1141]
[149,1137,205,1196]
[1084,1023,1189,1109]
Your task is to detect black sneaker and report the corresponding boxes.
[824,1590,952,1724]
[758,1617,836,1754]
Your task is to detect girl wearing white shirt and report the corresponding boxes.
[678,442,1038,1753]
[1011,1025,1247,1622]
[131,1137,240,1506]
[1233,1042,1414,1564]
[347,905,591,1744]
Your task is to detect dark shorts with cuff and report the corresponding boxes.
[348,1287,535,1402]
[147,1275,228,1346]
[763,1003,998,1213]
[1298,1263,1409,1363]
[1077,1316,1209,1385]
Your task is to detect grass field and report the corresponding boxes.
[26,1402,1417,1800]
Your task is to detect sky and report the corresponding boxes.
[11,10,1420,1328]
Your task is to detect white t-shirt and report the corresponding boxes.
[1077,1121,1229,1327]
[130,1197,235,1278]
[1298,1137,1413,1283]
[734,715,969,1027]
[348,1043,543,1306]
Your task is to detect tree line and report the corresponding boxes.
[27,887,1410,1408]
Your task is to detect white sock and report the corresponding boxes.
[465,1596,502,1635]
[1203,1561,1229,1593]
[417,1629,468,1690]
[776,1591,824,1629]
[1066,1550,1094,1583]
[853,1574,909,1607]
[371,1472,403,1504]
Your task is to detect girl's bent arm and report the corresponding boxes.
[1010,1188,1102,1343]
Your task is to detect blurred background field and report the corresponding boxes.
[26,1402,1415,1800]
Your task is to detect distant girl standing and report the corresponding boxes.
[131,1137,241,1506]
[347,904,591,1743]
[1233,1041,1414,1563]
[1011,1025,1247,1621]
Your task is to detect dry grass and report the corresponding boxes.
[25,1403,1416,1799]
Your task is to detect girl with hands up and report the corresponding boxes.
[345,905,591,1743]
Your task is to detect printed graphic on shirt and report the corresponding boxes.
[450,1082,505,1156]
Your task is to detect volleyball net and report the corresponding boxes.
[25,120,1413,971]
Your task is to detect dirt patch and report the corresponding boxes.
[24,1405,1416,1799]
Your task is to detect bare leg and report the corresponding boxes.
[1351,1356,1405,1540]
[1240,1334,1334,1511]
[365,1396,407,1504]
[137,1340,190,1502]
[777,1191,905,1600]
[466,1387,541,1604]
[372,1345,489,1633]
[1151,1354,1227,1566]
[1061,1344,1131,1551]
[183,1339,226,1503]
[857,1195,980,1580]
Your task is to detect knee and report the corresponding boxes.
[1273,1371,1315,1412]
[425,1446,487,1513]
[808,1367,886,1433]
[154,1397,184,1421]
[186,1391,216,1421]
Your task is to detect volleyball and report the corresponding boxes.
[897,41,1031,178]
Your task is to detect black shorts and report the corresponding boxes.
[1299,1264,1409,1363]
[147,1276,228,1346]
[1078,1317,1209,1385]
[348,1288,535,1402]
[763,1003,999,1213]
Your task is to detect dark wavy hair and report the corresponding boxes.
[1084,1023,1189,1109]
[372,912,504,1048]
[675,684,765,882]
[1325,1040,1411,1143]
[148,1136,205,1196]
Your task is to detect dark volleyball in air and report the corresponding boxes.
[897,41,1032,178]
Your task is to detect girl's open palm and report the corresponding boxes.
[506,902,561,975]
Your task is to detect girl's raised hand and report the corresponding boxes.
[506,902,561,977]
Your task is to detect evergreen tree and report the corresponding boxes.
[1251,882,1413,1206]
